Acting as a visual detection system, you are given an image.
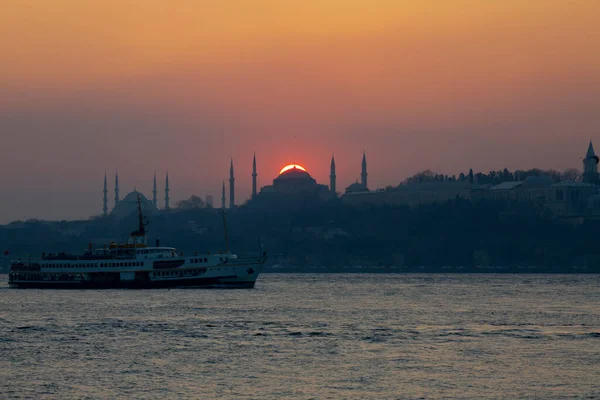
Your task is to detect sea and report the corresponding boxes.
[1,274,599,399]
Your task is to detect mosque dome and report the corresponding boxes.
[122,190,150,203]
[111,190,158,220]
[345,181,368,193]
[265,164,321,195]
[274,166,316,184]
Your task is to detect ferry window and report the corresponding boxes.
[204,258,207,262]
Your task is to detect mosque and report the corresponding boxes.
[221,152,370,208]
[102,172,170,219]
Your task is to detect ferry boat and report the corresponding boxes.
[8,196,266,289]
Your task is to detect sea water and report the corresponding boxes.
[1,274,599,399]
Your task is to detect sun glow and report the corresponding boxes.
[279,164,307,174]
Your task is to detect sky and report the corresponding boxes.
[0,0,599,223]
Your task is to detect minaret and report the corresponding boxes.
[330,155,336,195]
[252,153,257,199]
[164,172,170,210]
[583,140,599,184]
[229,159,235,208]
[361,151,368,189]
[221,181,226,209]
[102,173,108,216]
[152,172,157,208]
[114,172,120,208]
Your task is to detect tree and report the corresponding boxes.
[403,170,437,184]
[562,168,581,182]
[176,195,206,210]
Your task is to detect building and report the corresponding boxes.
[473,142,600,218]
[342,181,472,207]
[247,163,333,208]
[101,172,169,219]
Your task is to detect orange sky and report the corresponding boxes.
[0,1,599,222]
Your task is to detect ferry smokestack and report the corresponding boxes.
[156,238,160,247]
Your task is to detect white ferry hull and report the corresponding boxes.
[9,255,266,290]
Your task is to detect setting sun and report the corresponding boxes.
[279,164,307,174]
